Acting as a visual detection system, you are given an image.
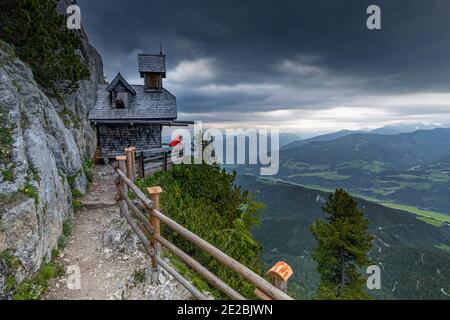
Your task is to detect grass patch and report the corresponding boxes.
[0,250,22,271]
[67,171,86,211]
[82,160,94,183]
[1,168,14,182]
[275,179,337,193]
[370,187,399,196]
[21,181,39,206]
[132,269,146,286]
[58,108,82,129]
[417,216,444,228]
[380,203,450,225]
[0,180,39,207]
[13,261,64,300]
[71,189,84,212]
[428,172,450,184]
[71,199,83,211]
[28,162,41,183]
[168,253,214,299]
[67,174,78,190]
[5,276,17,292]
[58,219,74,250]
[292,170,351,181]
[71,190,84,199]
[337,160,389,174]
[434,244,450,252]
[63,219,74,237]
[12,281,41,300]
[0,190,26,207]
[11,80,22,93]
[282,160,330,172]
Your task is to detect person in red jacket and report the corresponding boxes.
[169,135,184,162]
[169,135,183,147]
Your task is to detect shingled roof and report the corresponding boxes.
[89,85,177,121]
[106,73,136,95]
[138,54,166,77]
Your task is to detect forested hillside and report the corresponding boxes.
[236,175,450,300]
[135,164,265,299]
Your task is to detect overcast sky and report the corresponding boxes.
[77,0,450,133]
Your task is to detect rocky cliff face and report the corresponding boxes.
[55,0,104,159]
[0,4,103,298]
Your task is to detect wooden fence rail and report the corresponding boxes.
[114,149,293,301]
[135,148,172,179]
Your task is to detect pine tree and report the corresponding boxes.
[310,189,374,300]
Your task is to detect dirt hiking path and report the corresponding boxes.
[44,165,190,300]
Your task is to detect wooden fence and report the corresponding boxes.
[114,148,293,301]
[123,147,173,179]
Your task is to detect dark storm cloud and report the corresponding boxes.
[77,0,450,129]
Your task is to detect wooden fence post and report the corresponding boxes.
[163,151,168,172]
[266,261,293,294]
[125,147,136,181]
[139,151,145,179]
[116,156,128,217]
[131,147,136,177]
[116,156,128,191]
[254,261,293,300]
[147,186,163,271]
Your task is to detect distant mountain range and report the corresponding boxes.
[229,127,450,215]
[282,130,365,150]
[283,123,446,150]
[163,132,303,149]
[236,175,450,300]
[277,128,450,213]
[371,123,444,135]
[164,123,447,152]
[282,128,450,171]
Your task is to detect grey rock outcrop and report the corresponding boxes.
[55,0,104,159]
[0,6,103,298]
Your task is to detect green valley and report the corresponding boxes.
[236,175,450,300]
[232,128,450,216]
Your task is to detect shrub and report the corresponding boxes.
[1,168,14,182]
[0,250,22,271]
[28,162,41,183]
[132,269,146,285]
[0,0,90,95]
[135,164,264,299]
[82,160,94,183]
[21,181,39,205]
[58,218,74,249]
[13,261,64,300]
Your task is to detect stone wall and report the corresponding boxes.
[99,124,162,157]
